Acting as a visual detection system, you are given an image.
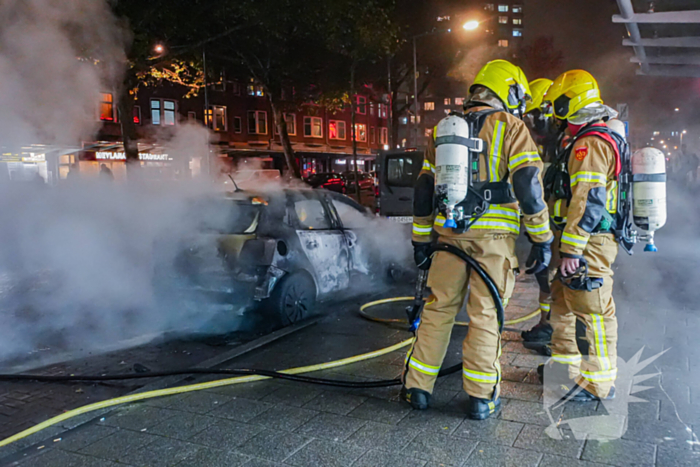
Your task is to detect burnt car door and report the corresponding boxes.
[290,191,350,295]
[325,192,374,276]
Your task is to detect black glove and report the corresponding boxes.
[412,241,433,270]
[535,269,551,294]
[526,237,553,275]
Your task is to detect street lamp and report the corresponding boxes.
[154,44,165,54]
[463,20,480,31]
[681,129,687,146]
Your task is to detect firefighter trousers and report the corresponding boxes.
[550,233,619,398]
[404,233,518,400]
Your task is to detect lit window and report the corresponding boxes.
[329,120,346,140]
[206,105,227,131]
[410,115,416,124]
[274,113,296,136]
[380,127,388,145]
[370,102,375,116]
[513,18,522,25]
[99,92,114,121]
[424,101,435,111]
[444,98,451,106]
[455,97,464,106]
[150,99,177,126]
[513,29,523,37]
[371,126,376,144]
[187,111,196,122]
[379,104,388,119]
[150,99,160,125]
[248,110,268,134]
[425,128,432,137]
[499,16,508,24]
[233,116,242,133]
[247,81,265,97]
[400,117,408,125]
[356,96,367,115]
[133,105,141,124]
[485,3,495,11]
[513,5,523,14]
[498,5,509,12]
[498,39,509,47]
[163,100,176,125]
[401,138,407,147]
[354,123,367,142]
[304,116,323,138]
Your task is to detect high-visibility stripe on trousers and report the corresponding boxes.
[403,234,518,399]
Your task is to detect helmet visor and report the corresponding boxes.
[553,95,571,119]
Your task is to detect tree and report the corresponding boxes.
[519,36,564,80]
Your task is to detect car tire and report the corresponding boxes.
[263,272,317,326]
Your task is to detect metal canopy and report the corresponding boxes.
[615,0,700,77]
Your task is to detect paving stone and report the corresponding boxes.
[295,413,367,441]
[249,404,319,432]
[14,448,111,467]
[242,458,288,467]
[302,391,367,415]
[626,399,660,421]
[660,401,700,424]
[52,424,117,453]
[120,437,201,467]
[351,449,426,467]
[234,429,310,463]
[500,399,562,427]
[99,405,179,431]
[582,438,656,466]
[396,407,465,435]
[501,366,530,383]
[79,428,157,461]
[261,383,324,408]
[510,354,546,369]
[538,454,617,466]
[149,412,215,440]
[205,381,281,401]
[465,443,542,467]
[513,424,584,459]
[189,418,263,449]
[498,381,542,402]
[656,444,700,466]
[213,398,274,422]
[623,418,693,450]
[403,431,478,465]
[170,391,233,414]
[452,417,524,446]
[345,421,420,452]
[561,401,600,420]
[435,372,463,391]
[347,398,411,425]
[285,439,366,467]
[176,447,250,467]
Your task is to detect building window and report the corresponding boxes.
[133,105,141,124]
[354,123,367,142]
[380,127,388,145]
[99,92,114,121]
[425,128,432,137]
[329,120,346,140]
[498,5,509,12]
[513,5,523,14]
[275,113,297,136]
[424,101,435,111]
[513,29,523,37]
[499,16,508,24]
[150,99,176,126]
[304,116,323,138]
[513,18,522,25]
[248,110,268,134]
[232,82,242,96]
[187,111,196,122]
[370,102,375,116]
[379,103,388,119]
[207,105,227,131]
[247,81,264,97]
[371,126,376,144]
[233,116,242,133]
[444,98,451,106]
[485,3,495,11]
[455,97,464,106]
[400,117,408,125]
[498,39,509,47]
[356,96,367,115]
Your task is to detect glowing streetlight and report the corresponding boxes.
[463,20,480,31]
[683,130,687,134]
[660,140,665,144]
[154,44,165,54]
[674,108,680,112]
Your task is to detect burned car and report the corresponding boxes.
[160,188,409,328]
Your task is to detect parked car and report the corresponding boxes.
[305,172,346,194]
[343,171,377,210]
[160,188,409,328]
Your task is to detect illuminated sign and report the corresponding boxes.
[21,153,46,163]
[95,151,171,161]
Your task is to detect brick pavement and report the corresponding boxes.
[2,272,700,466]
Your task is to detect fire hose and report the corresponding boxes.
[0,244,540,448]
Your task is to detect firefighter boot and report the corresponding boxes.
[401,387,431,410]
[467,395,501,420]
[522,322,553,342]
[564,384,616,402]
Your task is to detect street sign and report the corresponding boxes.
[617,103,629,121]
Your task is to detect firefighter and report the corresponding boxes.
[404,60,553,420]
[540,70,620,401]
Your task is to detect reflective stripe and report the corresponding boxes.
[591,314,611,370]
[408,357,440,375]
[484,205,520,221]
[434,206,519,232]
[552,353,582,365]
[508,151,540,171]
[525,221,550,235]
[539,303,551,312]
[581,368,617,382]
[434,215,446,227]
[561,232,589,248]
[423,159,435,173]
[552,199,567,223]
[412,223,433,235]
[489,121,506,182]
[470,219,520,234]
[607,181,618,213]
[463,368,499,383]
[571,171,607,187]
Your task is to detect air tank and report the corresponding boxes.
[632,147,667,252]
[434,115,473,229]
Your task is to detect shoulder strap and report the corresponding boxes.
[571,124,627,177]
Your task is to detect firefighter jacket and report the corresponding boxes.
[412,106,553,245]
[550,127,619,258]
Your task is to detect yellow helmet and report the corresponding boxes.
[546,70,602,120]
[470,59,531,116]
[525,78,553,115]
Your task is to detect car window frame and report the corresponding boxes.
[325,192,371,230]
[385,153,422,188]
[288,190,338,231]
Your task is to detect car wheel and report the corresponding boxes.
[265,272,317,326]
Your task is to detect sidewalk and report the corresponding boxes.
[2,273,700,467]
